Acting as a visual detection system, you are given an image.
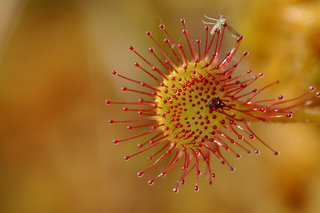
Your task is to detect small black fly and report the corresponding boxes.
[208,97,227,110]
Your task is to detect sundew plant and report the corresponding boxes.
[106,15,320,192]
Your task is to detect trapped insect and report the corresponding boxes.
[208,97,227,110]
[202,14,242,38]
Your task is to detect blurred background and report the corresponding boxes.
[1,0,320,212]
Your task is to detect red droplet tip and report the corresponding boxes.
[274,151,280,156]
[112,139,119,144]
[173,187,179,193]
[159,24,165,30]
[149,47,154,53]
[134,62,140,67]
[121,87,127,91]
[309,86,315,91]
[148,180,154,185]
[146,31,151,36]
[254,150,260,155]
[124,156,130,160]
[180,19,186,24]
[112,70,118,75]
[105,100,111,105]
[129,46,134,51]
[237,35,243,42]
[137,172,144,177]
[160,172,166,177]
[243,51,249,56]
[127,126,132,130]
[108,120,114,124]
[316,91,320,97]
[194,186,199,192]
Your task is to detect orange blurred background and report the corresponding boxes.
[1,0,320,212]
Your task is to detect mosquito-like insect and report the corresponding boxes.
[202,14,242,39]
